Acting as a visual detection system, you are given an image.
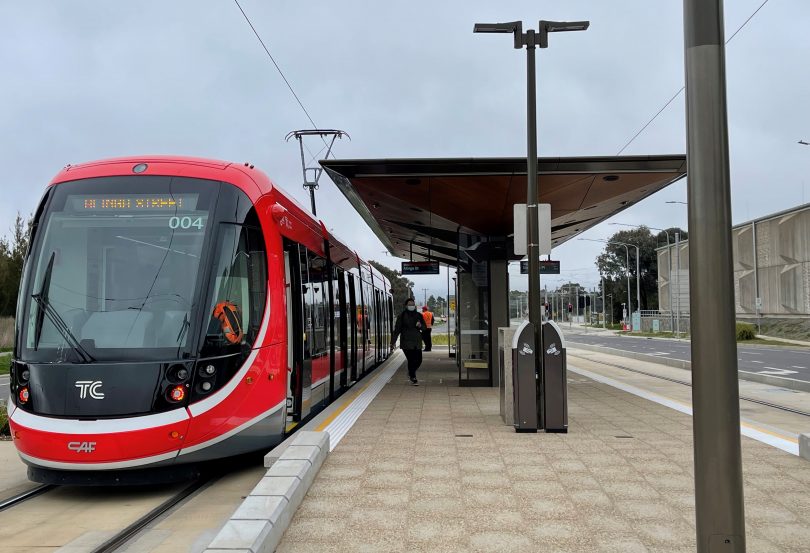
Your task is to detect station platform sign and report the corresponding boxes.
[519,260,560,275]
[402,261,440,275]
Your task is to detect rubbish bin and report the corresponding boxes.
[511,321,538,432]
[542,320,568,433]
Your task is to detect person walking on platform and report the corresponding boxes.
[392,298,424,385]
[421,305,434,352]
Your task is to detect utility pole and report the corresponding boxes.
[601,276,606,329]
[422,288,428,308]
[684,0,746,550]
[675,232,681,337]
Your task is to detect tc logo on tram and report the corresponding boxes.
[75,380,105,400]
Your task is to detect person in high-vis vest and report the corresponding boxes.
[421,305,434,352]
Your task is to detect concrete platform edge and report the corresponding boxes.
[801,434,810,461]
[204,431,329,553]
[263,351,405,467]
[570,342,810,393]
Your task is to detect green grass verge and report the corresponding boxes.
[738,338,808,347]
[0,403,8,437]
[431,334,456,346]
[0,355,9,375]
[621,331,685,339]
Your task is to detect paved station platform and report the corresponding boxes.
[275,351,810,553]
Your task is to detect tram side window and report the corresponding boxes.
[201,222,267,356]
[306,252,329,356]
[330,266,340,354]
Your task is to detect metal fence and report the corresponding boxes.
[639,310,690,333]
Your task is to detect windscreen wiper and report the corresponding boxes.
[31,252,94,363]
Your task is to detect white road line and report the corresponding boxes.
[758,368,798,376]
[792,366,807,369]
[750,360,764,364]
[740,352,761,355]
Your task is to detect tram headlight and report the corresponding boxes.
[167,364,191,384]
[199,364,216,377]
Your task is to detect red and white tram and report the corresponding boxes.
[7,156,393,483]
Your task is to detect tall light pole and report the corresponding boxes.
[475,19,589,429]
[579,238,635,324]
[610,223,675,331]
[684,1,746,549]
[601,275,606,329]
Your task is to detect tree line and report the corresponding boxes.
[595,226,687,321]
[0,214,31,318]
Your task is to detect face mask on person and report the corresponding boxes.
[407,305,416,311]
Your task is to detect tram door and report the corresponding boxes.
[375,290,382,361]
[284,241,312,423]
[347,273,358,383]
[337,270,348,389]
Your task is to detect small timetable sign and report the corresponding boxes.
[401,261,440,275]
[520,260,561,275]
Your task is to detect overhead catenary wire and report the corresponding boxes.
[615,0,771,155]
[232,0,333,157]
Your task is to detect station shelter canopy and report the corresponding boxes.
[322,155,686,266]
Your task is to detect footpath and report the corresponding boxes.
[273,351,810,553]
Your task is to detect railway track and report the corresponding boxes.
[89,474,219,553]
[569,353,810,418]
[0,484,55,512]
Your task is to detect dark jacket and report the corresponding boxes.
[392,310,424,350]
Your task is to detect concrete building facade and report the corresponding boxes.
[657,203,810,319]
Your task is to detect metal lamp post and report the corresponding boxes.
[684,1,746,549]
[475,18,588,429]
[612,240,642,323]
[579,238,635,325]
[610,223,675,331]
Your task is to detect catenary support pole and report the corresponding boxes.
[635,245,640,318]
[684,0,746,550]
[601,276,606,329]
[675,232,681,336]
[624,245,632,321]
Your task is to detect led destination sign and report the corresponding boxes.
[70,194,199,212]
[401,261,440,275]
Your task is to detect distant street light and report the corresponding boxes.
[665,200,688,205]
[609,222,675,332]
[578,238,638,326]
[799,140,809,145]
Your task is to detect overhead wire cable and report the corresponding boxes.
[615,0,771,155]
[232,0,333,157]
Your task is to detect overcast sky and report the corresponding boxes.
[2,1,808,300]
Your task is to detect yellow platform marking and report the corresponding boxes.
[315,368,391,432]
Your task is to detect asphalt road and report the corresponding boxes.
[566,330,810,383]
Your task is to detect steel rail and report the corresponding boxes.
[90,475,217,553]
[0,484,55,512]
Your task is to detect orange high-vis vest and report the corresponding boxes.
[422,310,434,329]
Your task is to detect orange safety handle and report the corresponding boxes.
[213,301,244,344]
